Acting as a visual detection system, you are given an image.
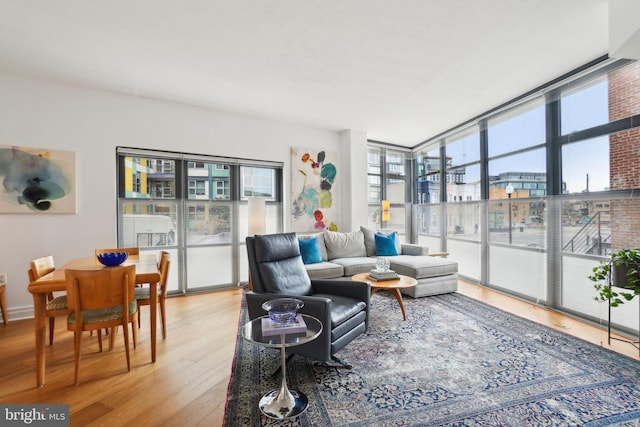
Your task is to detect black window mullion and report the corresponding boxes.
[545,90,562,196]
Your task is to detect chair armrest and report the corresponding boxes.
[245,291,334,361]
[401,243,429,256]
[311,279,370,304]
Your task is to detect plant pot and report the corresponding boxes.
[611,262,640,290]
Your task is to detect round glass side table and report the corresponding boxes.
[242,314,322,420]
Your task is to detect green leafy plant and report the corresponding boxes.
[589,248,640,307]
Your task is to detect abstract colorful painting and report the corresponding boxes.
[291,147,339,232]
[0,145,76,213]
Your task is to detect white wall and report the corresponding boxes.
[339,129,369,230]
[0,72,362,319]
[609,0,640,59]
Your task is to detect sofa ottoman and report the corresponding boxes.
[388,255,459,297]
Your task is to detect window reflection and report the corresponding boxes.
[241,167,275,199]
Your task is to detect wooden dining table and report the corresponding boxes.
[28,255,161,387]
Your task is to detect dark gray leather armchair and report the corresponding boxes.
[245,232,370,366]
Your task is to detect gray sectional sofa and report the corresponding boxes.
[298,226,458,298]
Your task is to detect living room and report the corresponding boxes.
[1,1,640,426]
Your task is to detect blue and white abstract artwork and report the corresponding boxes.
[0,145,76,213]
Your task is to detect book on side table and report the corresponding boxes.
[261,314,307,336]
[367,269,400,281]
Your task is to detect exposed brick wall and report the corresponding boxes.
[609,128,640,190]
[610,198,640,251]
[608,61,640,249]
[608,61,640,122]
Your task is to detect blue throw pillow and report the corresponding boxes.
[375,232,399,256]
[299,237,323,264]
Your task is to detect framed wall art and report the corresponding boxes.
[291,147,339,232]
[0,145,77,214]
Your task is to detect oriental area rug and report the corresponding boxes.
[223,292,640,426]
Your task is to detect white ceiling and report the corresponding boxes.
[0,0,610,147]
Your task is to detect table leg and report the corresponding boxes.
[33,293,47,387]
[370,287,408,320]
[259,334,308,419]
[150,281,157,363]
[390,288,407,321]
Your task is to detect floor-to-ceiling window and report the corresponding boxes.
[367,144,411,241]
[370,57,640,337]
[117,148,283,294]
[444,125,483,280]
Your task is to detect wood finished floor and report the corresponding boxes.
[0,282,638,427]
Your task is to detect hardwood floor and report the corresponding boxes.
[0,282,637,427]
[0,287,244,427]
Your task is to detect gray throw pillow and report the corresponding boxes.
[323,229,366,259]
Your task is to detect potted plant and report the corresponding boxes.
[589,248,640,307]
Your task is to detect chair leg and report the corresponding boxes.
[137,306,142,329]
[109,327,116,351]
[97,330,103,352]
[160,298,166,339]
[132,314,138,349]
[331,355,353,369]
[74,331,82,385]
[0,286,7,325]
[122,321,131,373]
[48,317,55,345]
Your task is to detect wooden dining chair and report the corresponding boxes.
[0,283,7,325]
[65,264,138,385]
[135,251,170,339]
[95,247,140,256]
[29,256,69,345]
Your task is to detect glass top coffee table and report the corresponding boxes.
[352,273,417,320]
[242,314,322,419]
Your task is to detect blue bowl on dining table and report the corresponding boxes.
[97,252,128,266]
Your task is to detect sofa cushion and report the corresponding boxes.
[330,257,377,276]
[375,232,399,256]
[304,261,344,279]
[299,236,323,264]
[297,232,328,261]
[389,255,458,279]
[361,226,401,256]
[323,229,366,260]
